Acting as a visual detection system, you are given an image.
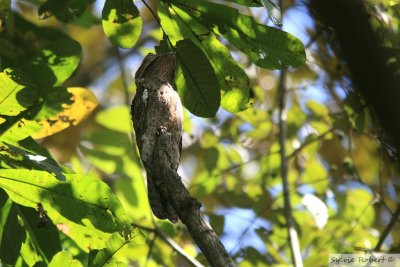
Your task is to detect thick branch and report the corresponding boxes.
[150,129,235,267]
[309,0,400,157]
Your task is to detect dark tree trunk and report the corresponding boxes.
[309,0,400,157]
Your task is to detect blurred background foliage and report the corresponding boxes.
[0,0,400,266]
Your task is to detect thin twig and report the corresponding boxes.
[144,233,156,267]
[114,46,142,162]
[114,47,131,108]
[287,127,335,159]
[132,224,205,267]
[375,203,400,250]
[305,26,326,49]
[278,70,303,267]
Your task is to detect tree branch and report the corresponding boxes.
[151,129,235,267]
[278,71,303,267]
[309,0,400,159]
[375,203,400,251]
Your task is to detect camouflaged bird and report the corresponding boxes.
[131,52,183,223]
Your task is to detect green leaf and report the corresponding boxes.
[34,87,73,121]
[342,188,375,227]
[30,37,82,87]
[3,142,66,181]
[86,129,131,156]
[0,190,25,266]
[102,0,142,48]
[0,169,127,233]
[0,119,42,143]
[0,0,11,18]
[173,0,306,69]
[166,5,253,112]
[73,10,101,28]
[0,71,37,116]
[223,0,262,7]
[18,205,62,263]
[175,39,220,117]
[0,189,11,244]
[49,251,83,267]
[1,14,82,87]
[302,159,328,194]
[89,229,145,267]
[96,106,132,134]
[39,0,93,23]
[83,147,122,174]
[32,87,98,139]
[306,100,329,118]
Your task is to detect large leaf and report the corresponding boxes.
[39,0,93,23]
[0,118,42,143]
[0,71,37,116]
[28,37,82,87]
[0,169,127,233]
[18,205,62,263]
[0,190,25,266]
[1,14,82,87]
[175,39,220,117]
[102,0,142,48]
[95,106,132,134]
[32,87,98,139]
[2,142,66,181]
[160,4,253,112]
[172,0,306,69]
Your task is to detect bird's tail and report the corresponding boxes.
[147,175,178,223]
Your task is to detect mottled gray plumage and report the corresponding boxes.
[131,53,183,223]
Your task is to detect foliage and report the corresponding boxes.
[0,0,399,266]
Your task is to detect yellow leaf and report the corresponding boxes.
[32,87,98,139]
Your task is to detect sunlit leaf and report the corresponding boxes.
[102,0,142,48]
[96,106,132,134]
[0,71,37,116]
[57,219,111,252]
[306,100,329,119]
[32,87,98,139]
[0,169,127,233]
[83,147,121,174]
[173,0,306,69]
[3,142,65,181]
[89,229,145,267]
[49,251,82,267]
[302,159,328,194]
[342,188,375,227]
[0,119,42,143]
[28,37,82,87]
[0,14,82,87]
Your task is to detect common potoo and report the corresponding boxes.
[131,52,183,223]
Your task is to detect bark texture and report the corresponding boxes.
[131,52,235,266]
[309,0,400,156]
